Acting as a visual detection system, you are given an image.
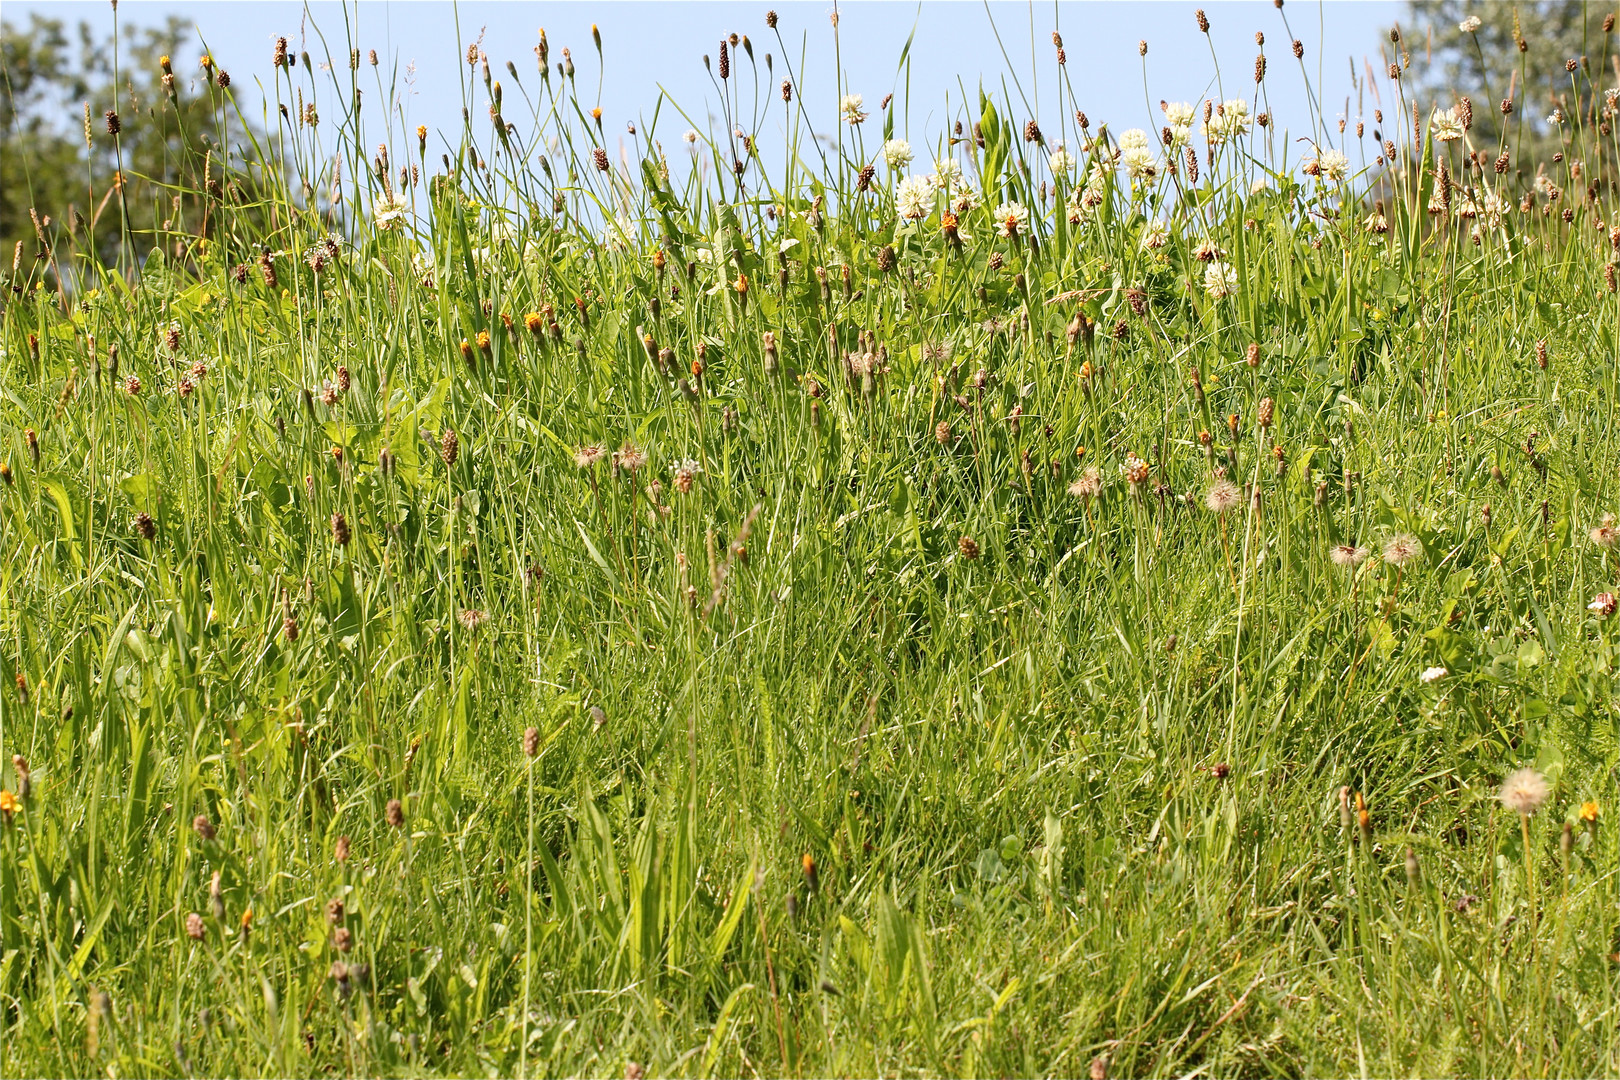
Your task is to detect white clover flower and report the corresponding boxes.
[605,212,637,251]
[1203,260,1237,298]
[1431,107,1465,143]
[841,93,867,124]
[1459,15,1482,32]
[1205,99,1252,144]
[931,158,963,189]
[994,201,1031,238]
[895,174,933,220]
[1318,148,1349,181]
[1480,190,1507,226]
[683,128,700,146]
[1047,144,1075,174]
[1547,109,1565,126]
[883,138,913,170]
[1118,127,1150,151]
[1250,178,1270,195]
[1121,146,1156,180]
[1165,102,1197,127]
[1084,161,1109,194]
[1140,219,1169,250]
[951,187,981,214]
[1420,666,1448,684]
[373,191,410,231]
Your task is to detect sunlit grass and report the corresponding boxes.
[1,6,1617,1077]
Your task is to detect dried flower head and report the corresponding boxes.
[1498,767,1549,817]
[1069,467,1102,501]
[1382,532,1422,566]
[1329,543,1369,568]
[1204,478,1242,514]
[672,459,701,494]
[1589,513,1618,547]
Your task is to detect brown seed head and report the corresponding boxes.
[385,798,405,829]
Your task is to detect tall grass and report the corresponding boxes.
[1,5,1617,1076]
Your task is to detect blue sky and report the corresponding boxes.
[11,1,1406,173]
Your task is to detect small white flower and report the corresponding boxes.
[1419,666,1447,684]
[373,191,410,231]
[1317,148,1350,181]
[1047,144,1075,175]
[1250,178,1270,195]
[951,187,981,214]
[895,174,933,220]
[1164,102,1197,127]
[1118,128,1150,151]
[841,93,867,124]
[1459,15,1482,33]
[882,138,913,170]
[1547,109,1565,126]
[931,158,963,189]
[1203,260,1237,298]
[1121,145,1156,180]
[1431,106,1465,142]
[1082,162,1109,201]
[683,129,700,145]
[1140,219,1170,250]
[1205,98,1251,144]
[994,201,1030,237]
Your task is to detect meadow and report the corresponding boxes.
[1,4,1617,1076]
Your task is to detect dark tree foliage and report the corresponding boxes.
[2,14,272,288]
[1392,2,1616,165]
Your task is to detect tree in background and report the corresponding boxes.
[1392,1,1617,173]
[2,13,266,290]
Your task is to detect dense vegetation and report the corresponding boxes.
[1,5,1617,1077]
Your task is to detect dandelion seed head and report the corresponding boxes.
[1329,543,1369,567]
[1498,767,1549,816]
[1069,467,1102,501]
[1204,478,1242,513]
[1382,532,1422,566]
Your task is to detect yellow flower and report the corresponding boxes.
[1580,800,1600,823]
[0,789,17,819]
